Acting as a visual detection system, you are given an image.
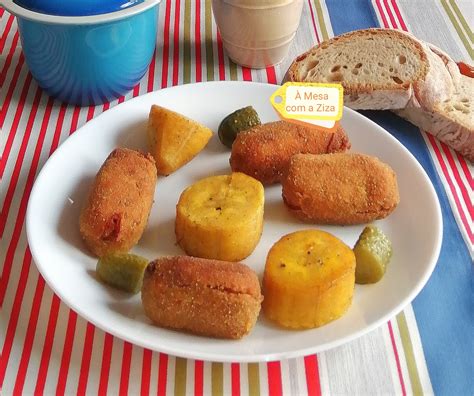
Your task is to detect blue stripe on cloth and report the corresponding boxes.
[322,4,473,393]
[325,0,379,33]
[359,111,473,396]
[326,2,472,393]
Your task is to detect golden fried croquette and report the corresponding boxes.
[282,153,399,224]
[141,256,263,339]
[79,148,157,257]
[229,120,350,184]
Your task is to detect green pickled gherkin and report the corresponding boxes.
[353,225,393,284]
[218,106,261,148]
[96,253,149,293]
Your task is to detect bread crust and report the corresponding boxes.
[79,148,157,257]
[282,153,400,225]
[285,28,455,111]
[141,256,263,339]
[230,120,350,184]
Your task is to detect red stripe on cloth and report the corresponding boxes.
[428,135,474,242]
[304,355,321,396]
[194,360,204,396]
[0,248,33,389]
[76,323,96,396]
[231,363,240,396]
[390,0,408,30]
[216,30,226,80]
[267,362,283,396]
[307,0,321,44]
[98,333,114,395]
[242,67,252,81]
[383,0,398,28]
[0,53,25,129]
[49,105,68,155]
[442,145,474,219]
[172,0,181,86]
[161,0,172,88]
[140,349,152,396]
[147,50,157,92]
[456,153,474,190]
[0,8,5,17]
[0,89,45,311]
[133,82,141,97]
[195,0,202,82]
[119,342,133,396]
[69,106,81,135]
[12,280,45,396]
[55,310,78,395]
[375,0,390,28]
[0,14,14,53]
[0,87,43,237]
[34,295,61,395]
[0,70,31,178]
[157,353,168,396]
[0,30,19,86]
[266,67,277,84]
[388,321,407,396]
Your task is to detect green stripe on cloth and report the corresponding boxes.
[174,357,187,396]
[183,0,192,83]
[396,312,423,396]
[248,363,260,396]
[212,362,223,396]
[440,0,473,59]
[205,0,215,81]
[449,0,474,42]
[313,0,329,40]
[229,60,238,81]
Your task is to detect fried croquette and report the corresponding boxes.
[141,256,263,339]
[229,120,350,184]
[79,148,157,257]
[282,153,399,224]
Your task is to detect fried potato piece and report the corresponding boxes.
[282,153,399,225]
[263,230,355,329]
[141,256,263,339]
[79,148,157,257]
[230,120,350,184]
[175,172,264,261]
[147,105,213,175]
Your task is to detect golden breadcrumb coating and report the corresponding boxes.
[141,256,263,339]
[230,120,350,184]
[282,153,399,224]
[79,148,157,257]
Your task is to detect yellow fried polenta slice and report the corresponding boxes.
[263,230,355,329]
[175,172,264,262]
[147,105,213,175]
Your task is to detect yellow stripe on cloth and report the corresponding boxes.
[313,0,330,40]
[183,0,192,84]
[212,362,223,396]
[248,363,261,396]
[440,0,473,59]
[174,357,187,396]
[397,312,423,396]
[449,0,474,43]
[205,0,215,81]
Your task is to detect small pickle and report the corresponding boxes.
[218,106,261,148]
[96,253,149,293]
[353,225,393,284]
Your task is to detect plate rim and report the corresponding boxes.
[26,80,443,362]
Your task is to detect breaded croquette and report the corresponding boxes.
[282,153,399,224]
[79,148,157,257]
[229,120,350,184]
[141,256,263,339]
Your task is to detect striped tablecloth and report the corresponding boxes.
[1,1,472,395]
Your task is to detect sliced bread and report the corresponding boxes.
[284,28,457,111]
[395,74,473,161]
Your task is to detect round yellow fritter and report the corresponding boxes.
[263,229,355,329]
[175,172,264,262]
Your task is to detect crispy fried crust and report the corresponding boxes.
[141,256,263,339]
[282,153,399,224]
[79,148,157,257]
[229,121,350,184]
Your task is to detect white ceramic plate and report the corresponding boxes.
[26,81,442,362]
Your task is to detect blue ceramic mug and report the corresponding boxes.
[1,0,161,105]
